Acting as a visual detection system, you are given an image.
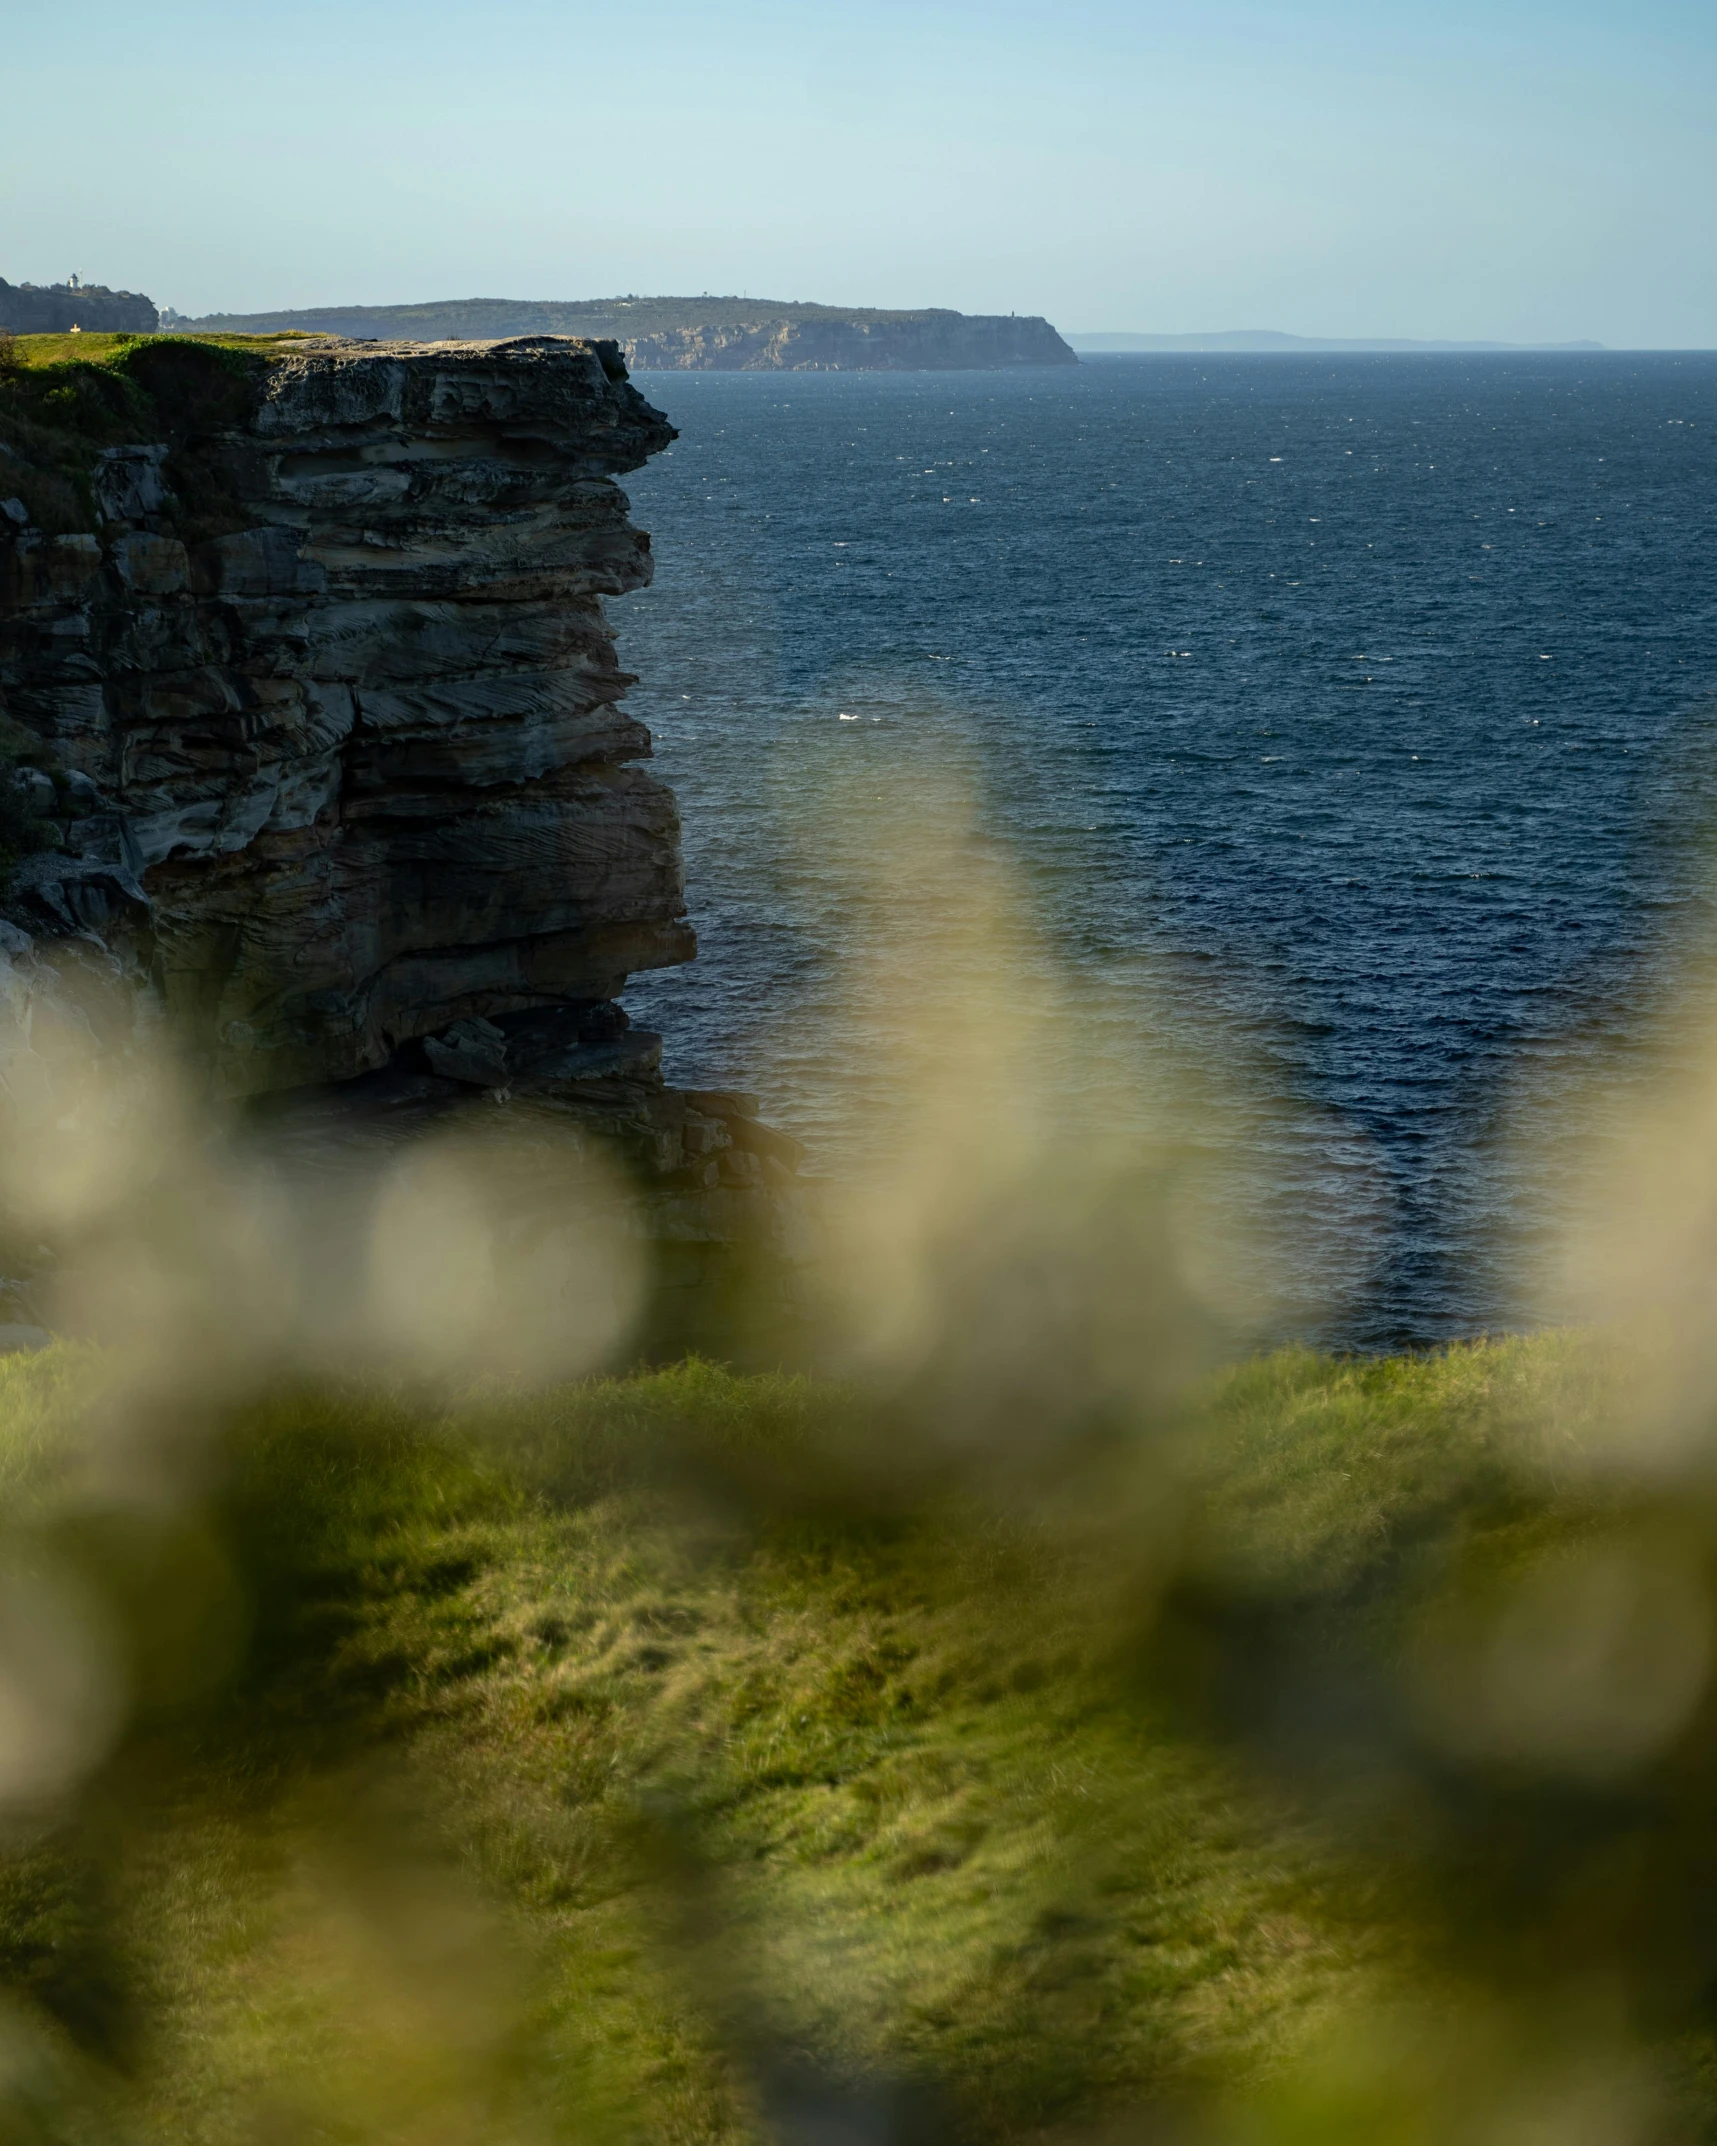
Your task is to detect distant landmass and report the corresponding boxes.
[169,296,1078,371]
[1067,330,1604,354]
[0,275,157,334]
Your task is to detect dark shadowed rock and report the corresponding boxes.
[0,337,688,1094]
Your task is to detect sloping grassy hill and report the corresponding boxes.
[2,330,314,369]
[0,1338,1712,2143]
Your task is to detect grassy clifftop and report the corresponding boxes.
[2,330,313,371]
[0,1334,1704,2143]
[0,332,307,536]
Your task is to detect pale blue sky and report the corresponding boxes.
[5,0,1713,343]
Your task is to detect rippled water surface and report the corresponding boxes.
[617,355,1717,1348]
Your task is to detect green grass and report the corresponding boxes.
[2,330,316,369]
[0,333,291,539]
[0,1336,1711,2142]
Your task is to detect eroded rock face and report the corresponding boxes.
[618,312,1077,372]
[0,337,693,1094]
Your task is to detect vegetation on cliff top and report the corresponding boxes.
[0,332,298,537]
[2,1333,1713,2143]
[2,330,313,372]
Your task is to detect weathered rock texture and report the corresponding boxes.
[178,298,1080,372]
[0,336,694,1094]
[0,334,812,1332]
[0,278,158,335]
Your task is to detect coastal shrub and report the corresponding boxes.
[0,334,269,536]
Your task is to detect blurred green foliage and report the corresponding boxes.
[0,1337,1712,2143]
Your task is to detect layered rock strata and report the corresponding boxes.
[1,336,692,1093]
[0,335,806,1317]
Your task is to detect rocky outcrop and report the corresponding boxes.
[0,334,809,1327]
[0,336,691,1094]
[175,299,1080,372]
[0,278,158,335]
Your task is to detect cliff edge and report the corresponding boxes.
[0,334,688,1092]
[0,332,805,1330]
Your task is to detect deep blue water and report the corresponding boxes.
[617,355,1717,1349]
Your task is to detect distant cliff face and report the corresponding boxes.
[0,336,692,1095]
[618,313,1076,372]
[175,298,1080,372]
[0,278,158,335]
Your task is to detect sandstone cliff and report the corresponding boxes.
[177,298,1079,372]
[0,333,808,1334]
[0,335,690,1094]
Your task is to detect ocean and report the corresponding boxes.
[616,354,1717,1350]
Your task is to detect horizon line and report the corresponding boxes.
[1058,329,1717,353]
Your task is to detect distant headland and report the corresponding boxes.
[0,275,158,335]
[167,295,1078,371]
[1067,329,1605,353]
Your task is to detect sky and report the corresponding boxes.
[4,0,1713,346]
